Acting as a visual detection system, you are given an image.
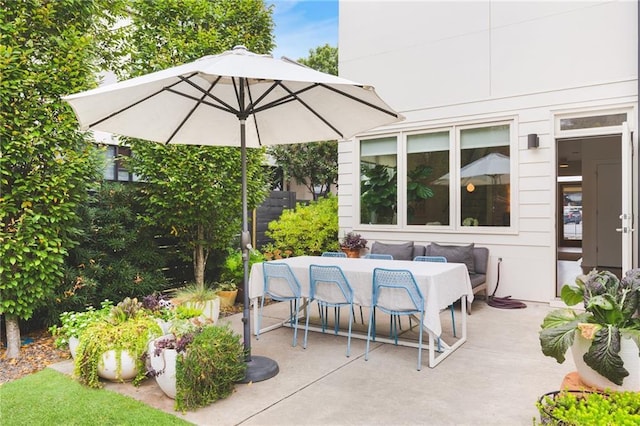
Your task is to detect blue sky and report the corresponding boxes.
[269,0,338,61]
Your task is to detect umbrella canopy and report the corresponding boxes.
[64,45,403,382]
[64,45,401,147]
[432,152,510,186]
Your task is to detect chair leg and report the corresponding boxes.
[303,300,312,349]
[346,304,353,357]
[365,308,375,361]
[291,299,299,347]
[450,305,457,337]
[257,296,266,340]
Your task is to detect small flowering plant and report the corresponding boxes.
[49,300,114,349]
[539,268,640,385]
[340,232,367,250]
[141,292,175,321]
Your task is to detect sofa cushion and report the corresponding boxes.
[412,245,426,258]
[469,273,486,288]
[428,242,476,274]
[371,241,414,261]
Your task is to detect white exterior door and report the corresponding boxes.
[619,122,634,272]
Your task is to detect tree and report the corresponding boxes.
[123,0,275,285]
[268,44,339,200]
[0,0,125,358]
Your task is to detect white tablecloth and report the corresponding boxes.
[248,256,473,337]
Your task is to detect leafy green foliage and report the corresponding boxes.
[268,45,339,200]
[120,1,275,285]
[74,308,162,388]
[0,1,126,354]
[265,195,339,256]
[537,390,640,425]
[219,248,265,285]
[49,300,114,349]
[175,324,246,411]
[35,183,172,327]
[539,269,640,385]
[360,164,397,223]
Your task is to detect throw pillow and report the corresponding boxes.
[370,241,414,261]
[428,242,475,273]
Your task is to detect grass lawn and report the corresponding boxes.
[0,368,192,425]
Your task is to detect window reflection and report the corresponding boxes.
[360,137,397,224]
[406,132,449,225]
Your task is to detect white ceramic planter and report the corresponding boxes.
[68,336,80,359]
[186,298,220,324]
[97,349,138,382]
[571,332,640,391]
[155,318,172,334]
[148,337,177,399]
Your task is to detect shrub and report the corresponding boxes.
[175,324,246,411]
[264,194,339,256]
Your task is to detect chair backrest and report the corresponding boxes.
[413,255,447,263]
[372,268,424,313]
[309,264,353,304]
[364,253,394,260]
[263,262,301,299]
[321,251,347,258]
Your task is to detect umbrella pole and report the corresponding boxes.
[239,117,279,383]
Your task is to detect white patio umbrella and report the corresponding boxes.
[64,45,403,382]
[432,152,510,186]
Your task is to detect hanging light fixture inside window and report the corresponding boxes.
[466,182,475,192]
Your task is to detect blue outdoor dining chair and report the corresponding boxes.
[259,262,302,347]
[304,264,355,357]
[413,255,457,339]
[321,251,347,258]
[366,268,425,370]
[413,255,447,262]
[363,253,394,260]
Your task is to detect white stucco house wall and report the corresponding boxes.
[337,0,638,303]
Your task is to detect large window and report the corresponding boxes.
[360,136,397,224]
[459,124,511,227]
[406,131,450,225]
[358,122,512,229]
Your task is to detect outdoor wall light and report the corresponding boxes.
[527,133,539,149]
[466,182,475,192]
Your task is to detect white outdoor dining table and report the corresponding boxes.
[248,255,474,367]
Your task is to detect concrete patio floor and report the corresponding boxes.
[50,299,574,425]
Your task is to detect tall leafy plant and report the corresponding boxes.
[122,0,275,288]
[0,0,127,358]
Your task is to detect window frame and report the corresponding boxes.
[357,119,516,233]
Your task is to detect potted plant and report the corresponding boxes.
[214,280,238,309]
[340,232,368,258]
[74,297,162,388]
[142,292,176,333]
[49,301,112,358]
[539,268,640,391]
[536,389,640,425]
[171,283,220,323]
[147,321,247,411]
[49,300,114,359]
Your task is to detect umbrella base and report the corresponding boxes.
[239,355,279,383]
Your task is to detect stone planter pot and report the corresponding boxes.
[571,332,640,391]
[217,290,238,308]
[97,349,138,382]
[148,337,178,399]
